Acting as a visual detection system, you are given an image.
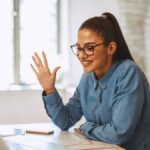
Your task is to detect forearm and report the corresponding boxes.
[80,121,131,145]
[43,90,82,130]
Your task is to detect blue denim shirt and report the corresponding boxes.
[43,60,150,150]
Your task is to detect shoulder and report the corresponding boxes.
[116,59,141,78]
[80,72,93,83]
[77,72,93,88]
[117,59,138,70]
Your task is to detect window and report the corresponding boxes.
[0,0,13,89]
[0,0,67,90]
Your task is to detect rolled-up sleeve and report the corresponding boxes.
[81,65,145,144]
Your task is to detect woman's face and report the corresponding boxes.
[77,28,114,78]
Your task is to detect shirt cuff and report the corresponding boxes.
[42,90,62,105]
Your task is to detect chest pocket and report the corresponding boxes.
[100,106,112,124]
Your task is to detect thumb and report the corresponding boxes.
[52,66,61,78]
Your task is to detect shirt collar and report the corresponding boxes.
[92,61,120,90]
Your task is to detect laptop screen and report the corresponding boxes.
[0,136,9,150]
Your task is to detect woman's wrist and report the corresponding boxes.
[45,88,56,95]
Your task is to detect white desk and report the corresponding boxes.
[1,123,125,150]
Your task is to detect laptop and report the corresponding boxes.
[0,136,77,150]
[0,136,9,150]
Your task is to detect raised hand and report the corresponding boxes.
[30,51,60,95]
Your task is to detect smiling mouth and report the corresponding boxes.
[81,60,93,67]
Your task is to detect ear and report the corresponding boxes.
[107,42,117,55]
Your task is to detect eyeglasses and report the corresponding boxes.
[70,42,106,56]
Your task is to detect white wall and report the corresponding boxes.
[0,0,119,124]
[0,90,49,124]
[0,89,70,124]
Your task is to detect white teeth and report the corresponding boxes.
[82,61,91,65]
[83,62,89,64]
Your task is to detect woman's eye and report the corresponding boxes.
[86,46,94,51]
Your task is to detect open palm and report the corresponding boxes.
[31,51,60,95]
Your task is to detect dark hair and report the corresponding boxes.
[78,12,134,62]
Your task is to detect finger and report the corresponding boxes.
[34,52,44,67]
[32,56,41,69]
[42,51,49,68]
[52,66,61,78]
[30,64,38,75]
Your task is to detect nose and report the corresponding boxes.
[77,50,87,59]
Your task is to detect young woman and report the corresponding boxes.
[31,12,150,150]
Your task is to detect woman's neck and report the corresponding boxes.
[95,60,113,80]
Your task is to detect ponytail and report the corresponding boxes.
[102,12,134,62]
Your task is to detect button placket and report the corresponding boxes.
[95,84,103,124]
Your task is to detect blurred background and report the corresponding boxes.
[0,0,150,124]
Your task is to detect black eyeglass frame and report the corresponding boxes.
[70,42,108,56]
